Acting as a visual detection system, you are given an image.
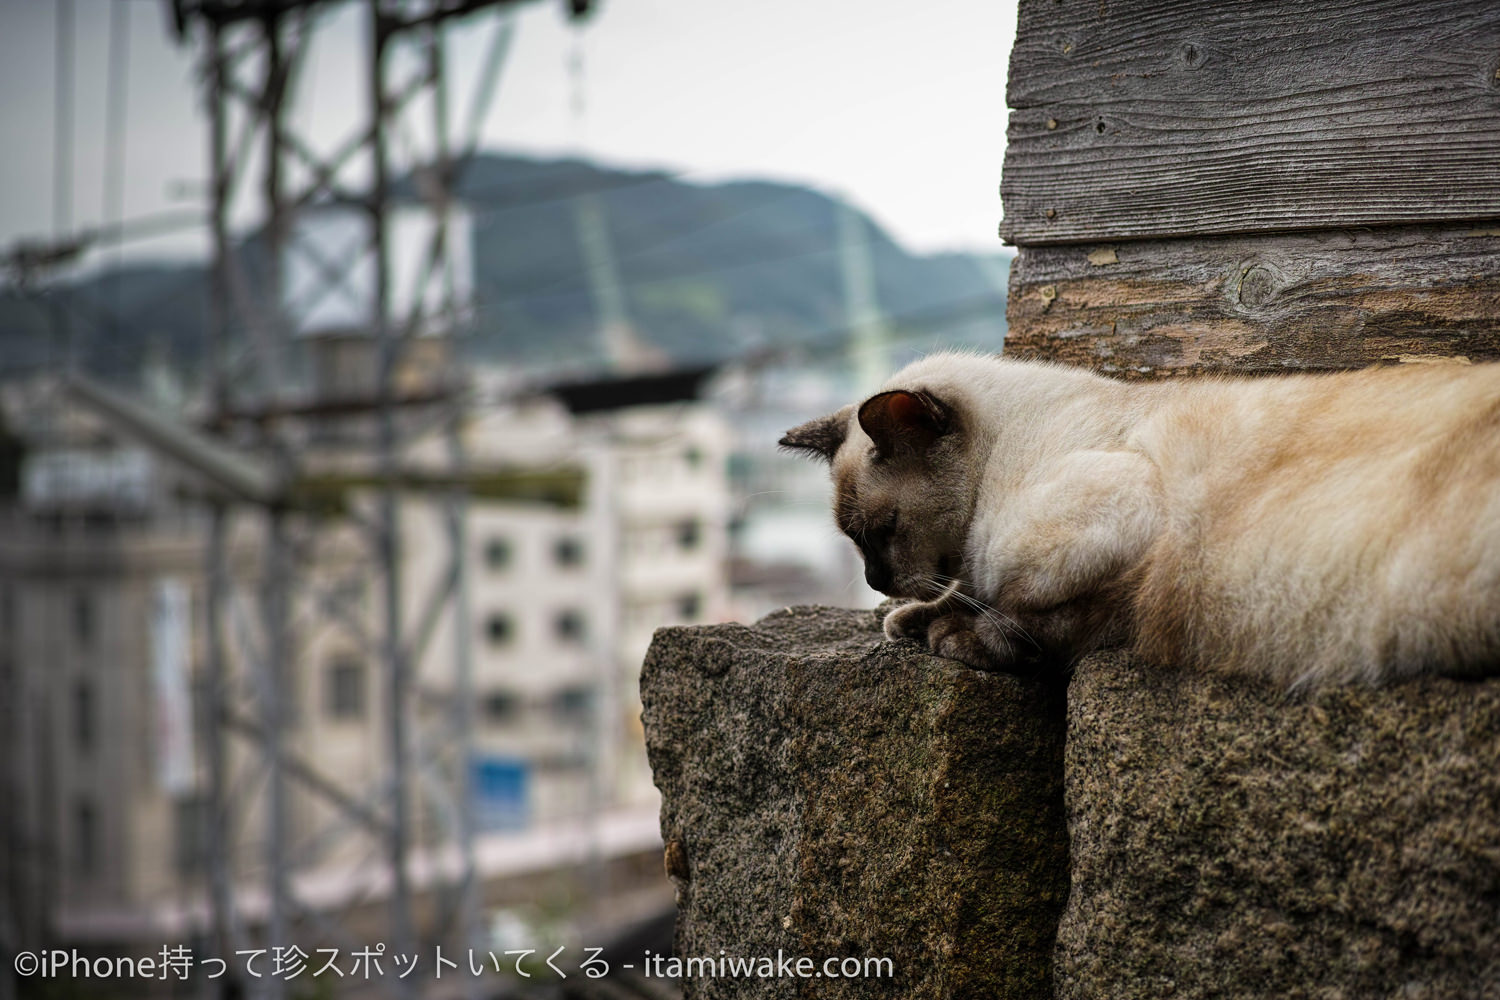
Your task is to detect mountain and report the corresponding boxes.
[455,155,1010,371]
[0,153,1010,382]
[0,261,210,383]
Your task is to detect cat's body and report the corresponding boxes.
[781,352,1500,685]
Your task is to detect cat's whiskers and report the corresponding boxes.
[785,349,1500,684]
[839,569,868,596]
[917,572,1028,658]
[929,572,1038,649]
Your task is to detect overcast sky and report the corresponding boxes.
[0,0,1018,269]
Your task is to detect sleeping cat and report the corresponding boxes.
[781,352,1500,685]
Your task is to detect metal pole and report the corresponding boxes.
[204,19,257,1000]
[261,507,291,1000]
[260,13,292,999]
[51,0,73,374]
[172,8,553,993]
[262,12,289,391]
[369,2,417,982]
[203,32,241,996]
[206,21,231,421]
[101,0,130,340]
[429,20,482,984]
[203,503,244,1000]
[52,0,72,241]
[445,445,479,980]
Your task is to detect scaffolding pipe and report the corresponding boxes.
[429,21,482,989]
[368,3,418,986]
[174,9,548,997]
[258,14,293,1000]
[202,27,243,997]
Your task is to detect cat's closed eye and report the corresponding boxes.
[856,511,897,543]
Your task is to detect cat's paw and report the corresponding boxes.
[883,599,947,642]
[927,612,1017,672]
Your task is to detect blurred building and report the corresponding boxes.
[0,382,227,947]
[711,360,880,622]
[404,363,733,828]
[0,356,728,958]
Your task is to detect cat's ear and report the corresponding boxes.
[858,390,950,458]
[779,406,852,463]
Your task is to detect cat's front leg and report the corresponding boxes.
[883,597,953,642]
[885,595,1034,672]
[926,610,1029,673]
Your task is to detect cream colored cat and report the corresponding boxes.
[781,352,1500,685]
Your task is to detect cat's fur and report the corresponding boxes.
[781,352,1500,685]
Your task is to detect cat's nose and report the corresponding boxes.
[864,562,892,593]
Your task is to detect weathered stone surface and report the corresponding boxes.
[1059,650,1500,1000]
[640,606,1068,1000]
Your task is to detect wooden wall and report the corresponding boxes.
[1001,0,1500,375]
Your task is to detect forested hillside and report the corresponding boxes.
[0,154,1009,381]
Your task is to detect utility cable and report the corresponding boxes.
[102,0,133,353]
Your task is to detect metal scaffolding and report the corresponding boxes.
[161,1,589,996]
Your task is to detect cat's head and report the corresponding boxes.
[780,385,976,600]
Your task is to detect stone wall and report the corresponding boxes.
[640,607,1500,1000]
[640,606,1069,999]
[1060,651,1500,1000]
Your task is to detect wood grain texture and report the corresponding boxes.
[1001,0,1500,244]
[1005,224,1500,376]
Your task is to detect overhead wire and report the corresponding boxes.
[502,286,1009,380]
[5,171,955,368]
[0,260,1007,394]
[3,202,1006,381]
[475,233,851,317]
[102,0,133,349]
[8,1,961,278]
[50,0,75,378]
[52,0,74,244]
[4,167,1007,374]
[4,4,1008,385]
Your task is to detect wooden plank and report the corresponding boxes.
[1001,0,1500,245]
[1004,224,1500,376]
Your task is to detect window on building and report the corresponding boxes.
[74,680,94,753]
[75,799,97,874]
[73,591,94,648]
[484,612,515,646]
[554,609,587,644]
[677,592,703,621]
[483,537,513,571]
[174,796,209,877]
[676,519,701,551]
[552,685,593,723]
[483,690,519,725]
[553,536,584,568]
[325,658,366,720]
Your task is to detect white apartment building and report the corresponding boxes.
[0,365,729,956]
[403,370,732,824]
[0,384,397,949]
